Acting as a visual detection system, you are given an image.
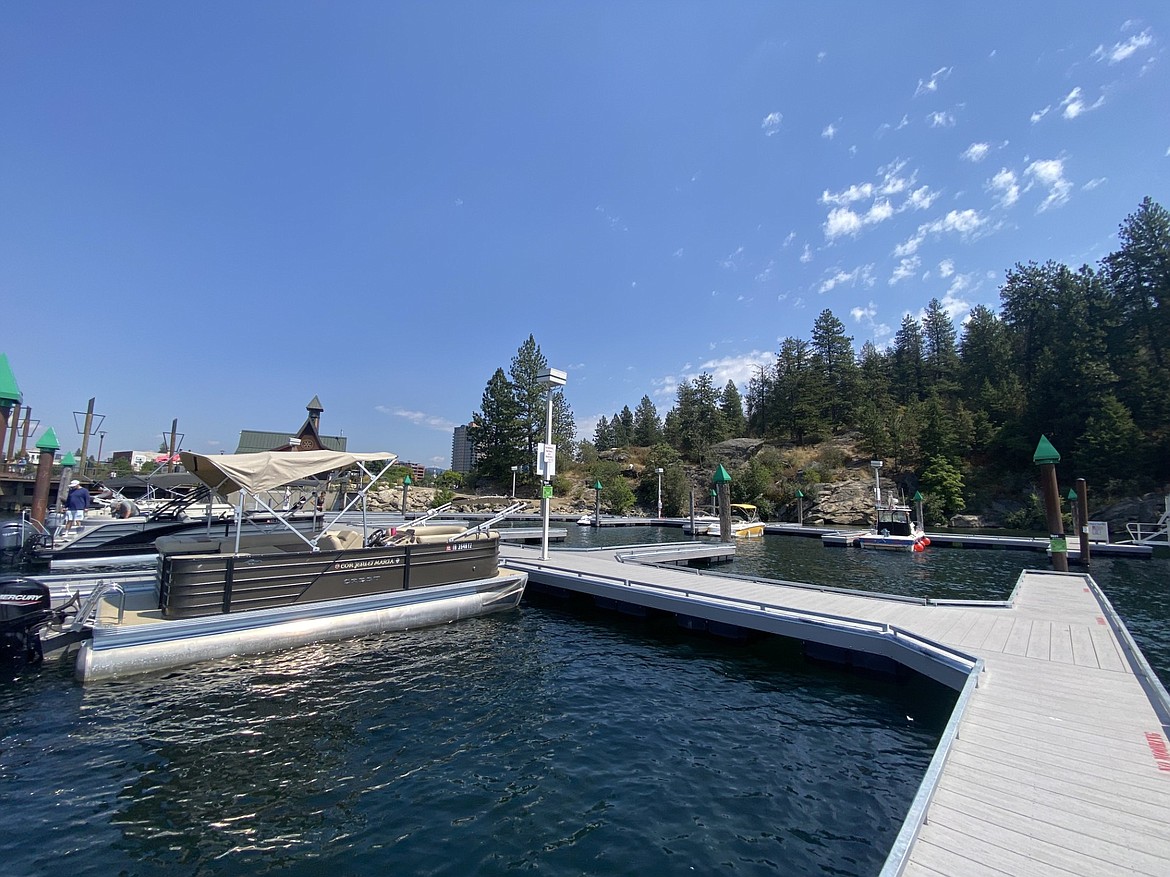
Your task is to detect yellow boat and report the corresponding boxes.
[707,503,765,538]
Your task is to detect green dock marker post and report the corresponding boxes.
[401,474,411,516]
[593,479,602,527]
[32,428,60,526]
[713,464,733,544]
[1033,435,1068,573]
[795,489,804,527]
[0,354,23,473]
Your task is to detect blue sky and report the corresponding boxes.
[2,4,1167,469]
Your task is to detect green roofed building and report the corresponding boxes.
[235,395,347,454]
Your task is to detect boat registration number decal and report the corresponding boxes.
[446,543,474,552]
[332,556,404,571]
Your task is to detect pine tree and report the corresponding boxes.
[633,395,662,446]
[809,309,857,428]
[594,415,613,449]
[720,380,747,437]
[891,314,925,404]
[468,368,523,481]
[922,298,960,394]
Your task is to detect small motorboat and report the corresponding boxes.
[9,449,528,682]
[682,513,719,535]
[706,504,765,538]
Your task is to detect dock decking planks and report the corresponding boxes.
[500,543,1170,876]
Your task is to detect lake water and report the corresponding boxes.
[2,526,1166,876]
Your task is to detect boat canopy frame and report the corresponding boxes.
[179,450,400,554]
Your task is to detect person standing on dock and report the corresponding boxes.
[63,479,90,535]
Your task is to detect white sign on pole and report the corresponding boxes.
[535,442,557,479]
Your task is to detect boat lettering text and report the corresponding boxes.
[332,556,404,571]
[343,575,380,587]
[445,542,474,552]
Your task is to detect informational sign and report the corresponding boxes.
[1049,535,1067,553]
[542,484,553,499]
[536,442,557,478]
[1086,521,1110,543]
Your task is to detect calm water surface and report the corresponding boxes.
[2,524,1166,876]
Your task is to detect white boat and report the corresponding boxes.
[854,501,929,551]
[577,514,595,526]
[682,513,719,535]
[706,504,766,538]
[853,461,928,552]
[4,449,527,682]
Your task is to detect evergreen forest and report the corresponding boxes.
[467,198,1170,522]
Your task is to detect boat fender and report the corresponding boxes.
[913,541,925,552]
[922,536,931,547]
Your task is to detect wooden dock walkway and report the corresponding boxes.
[500,543,1170,876]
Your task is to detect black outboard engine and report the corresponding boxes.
[0,576,53,667]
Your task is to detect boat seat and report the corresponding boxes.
[317,529,364,551]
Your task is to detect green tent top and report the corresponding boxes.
[1033,434,1061,465]
[0,353,22,406]
[60,452,77,467]
[713,464,732,484]
[35,427,60,452]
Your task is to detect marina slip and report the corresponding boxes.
[500,539,1170,876]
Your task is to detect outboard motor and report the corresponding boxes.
[0,576,52,667]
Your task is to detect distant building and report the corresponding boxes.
[111,450,164,471]
[236,395,347,454]
[401,461,426,482]
[451,424,475,473]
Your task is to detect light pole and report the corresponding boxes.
[96,431,106,474]
[537,367,567,560]
[511,465,519,498]
[656,467,664,519]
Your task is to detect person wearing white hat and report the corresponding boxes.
[63,479,91,536]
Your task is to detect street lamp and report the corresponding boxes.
[511,465,519,498]
[536,367,567,560]
[656,467,664,519]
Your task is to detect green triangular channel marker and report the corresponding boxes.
[0,354,22,405]
[1032,434,1061,465]
[36,427,61,451]
[713,464,732,484]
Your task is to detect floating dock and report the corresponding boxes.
[500,542,1170,876]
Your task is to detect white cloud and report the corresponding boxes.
[962,143,990,162]
[1093,29,1154,64]
[1060,86,1105,119]
[893,209,988,257]
[889,256,921,285]
[800,243,813,263]
[906,186,939,210]
[822,123,838,139]
[817,51,827,63]
[673,247,685,258]
[1025,158,1072,211]
[818,264,874,294]
[382,408,458,432]
[755,260,775,283]
[824,207,863,240]
[1083,177,1107,191]
[820,183,875,207]
[1030,105,1051,124]
[720,246,745,270]
[914,65,953,97]
[988,167,1020,207]
[851,302,877,322]
[782,231,796,247]
[927,110,956,128]
[761,112,783,136]
[939,259,955,278]
[865,200,894,225]
[654,351,777,402]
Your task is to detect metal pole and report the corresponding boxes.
[541,387,554,560]
[511,467,517,498]
[656,468,663,519]
[4,402,18,469]
[168,419,179,473]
